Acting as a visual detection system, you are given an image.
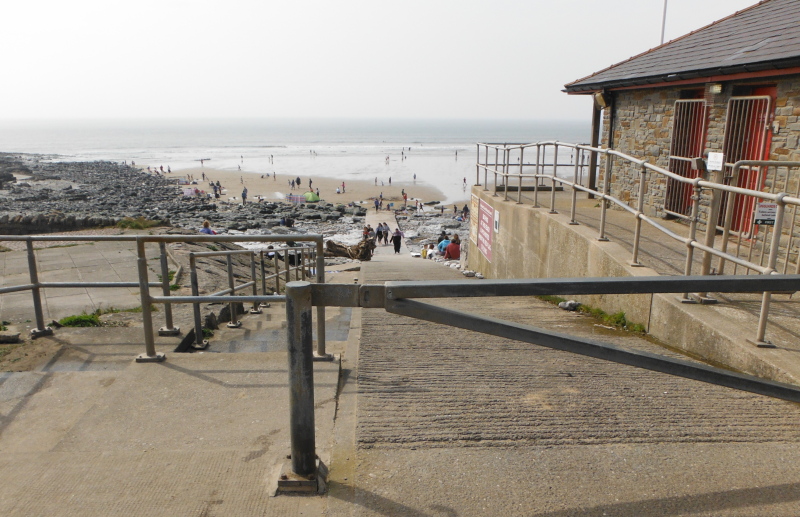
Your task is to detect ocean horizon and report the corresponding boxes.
[0,118,591,203]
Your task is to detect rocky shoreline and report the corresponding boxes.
[0,153,470,250]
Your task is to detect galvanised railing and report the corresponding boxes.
[0,234,327,361]
[475,141,800,346]
[280,274,800,491]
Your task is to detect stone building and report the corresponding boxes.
[564,0,800,232]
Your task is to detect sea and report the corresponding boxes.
[0,118,590,203]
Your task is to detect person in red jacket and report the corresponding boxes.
[444,234,461,260]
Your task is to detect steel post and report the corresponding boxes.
[598,153,611,241]
[157,242,179,335]
[549,144,558,213]
[631,164,647,265]
[275,252,281,294]
[517,147,524,204]
[697,169,725,300]
[315,239,329,359]
[717,165,741,275]
[259,251,269,307]
[226,255,241,328]
[135,239,164,362]
[569,149,579,224]
[189,255,207,348]
[476,144,480,186]
[25,239,51,338]
[483,145,489,190]
[755,197,787,345]
[534,144,540,207]
[682,183,702,300]
[285,281,317,477]
[503,147,509,201]
[493,147,499,196]
[250,253,261,314]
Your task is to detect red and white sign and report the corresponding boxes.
[477,199,494,261]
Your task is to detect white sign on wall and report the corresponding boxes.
[493,210,500,233]
[707,152,724,171]
[755,202,777,226]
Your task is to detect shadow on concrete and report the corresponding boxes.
[529,482,800,517]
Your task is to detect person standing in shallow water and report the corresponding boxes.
[390,228,405,254]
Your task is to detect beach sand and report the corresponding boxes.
[172,167,451,208]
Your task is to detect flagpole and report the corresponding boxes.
[660,0,668,44]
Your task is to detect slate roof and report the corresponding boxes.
[565,0,800,93]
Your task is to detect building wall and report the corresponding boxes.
[599,76,800,221]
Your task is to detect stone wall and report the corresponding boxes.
[600,76,800,240]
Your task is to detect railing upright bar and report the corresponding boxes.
[549,143,559,213]
[285,281,317,477]
[598,152,611,241]
[483,145,489,190]
[259,251,269,305]
[534,144,540,207]
[755,197,787,345]
[783,167,800,274]
[493,147,499,196]
[631,164,648,265]
[189,254,206,348]
[682,182,702,300]
[503,147,510,201]
[517,147,524,204]
[158,242,178,335]
[226,255,241,328]
[250,253,261,314]
[569,149,579,224]
[315,239,329,358]
[476,144,481,186]
[135,239,164,362]
[25,239,50,337]
[275,251,282,294]
[717,164,741,275]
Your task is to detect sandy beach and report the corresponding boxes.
[172,166,467,209]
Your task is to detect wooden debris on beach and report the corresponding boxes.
[325,239,376,261]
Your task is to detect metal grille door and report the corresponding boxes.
[665,100,708,218]
[719,96,772,232]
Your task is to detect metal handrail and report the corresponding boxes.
[475,141,800,345]
[0,234,328,360]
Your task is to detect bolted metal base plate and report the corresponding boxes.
[30,327,54,339]
[191,340,209,350]
[313,353,336,362]
[158,326,181,336]
[226,321,243,329]
[259,302,271,308]
[135,352,166,363]
[274,459,328,496]
[749,339,778,349]
[249,308,263,315]
[690,294,718,305]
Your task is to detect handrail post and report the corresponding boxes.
[226,255,242,328]
[517,146,524,204]
[503,147,510,201]
[534,144,540,207]
[598,152,611,241]
[275,252,282,294]
[631,164,647,266]
[189,254,208,349]
[250,252,262,314]
[493,147,499,196]
[483,145,489,190]
[697,168,725,301]
[284,249,291,284]
[549,143,559,213]
[259,251,270,307]
[25,239,52,338]
[569,148,580,224]
[717,164,741,275]
[754,196,786,347]
[284,281,317,477]
[135,238,165,362]
[682,182,702,301]
[315,238,330,360]
[157,242,180,336]
[476,143,481,186]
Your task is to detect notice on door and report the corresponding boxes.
[477,199,494,261]
[755,202,777,226]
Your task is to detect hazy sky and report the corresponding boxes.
[2,0,757,121]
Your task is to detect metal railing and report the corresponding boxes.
[475,141,800,345]
[280,274,800,486]
[0,234,327,360]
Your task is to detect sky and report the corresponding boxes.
[1,0,759,121]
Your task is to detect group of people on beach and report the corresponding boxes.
[364,223,405,253]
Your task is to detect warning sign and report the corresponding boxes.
[754,202,777,226]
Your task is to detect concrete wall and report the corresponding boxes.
[466,188,800,384]
[467,189,654,330]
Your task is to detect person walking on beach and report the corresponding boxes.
[309,178,312,190]
[296,176,301,187]
[341,181,346,193]
[388,177,391,186]
[374,198,380,212]
[390,228,405,254]
[241,187,248,204]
